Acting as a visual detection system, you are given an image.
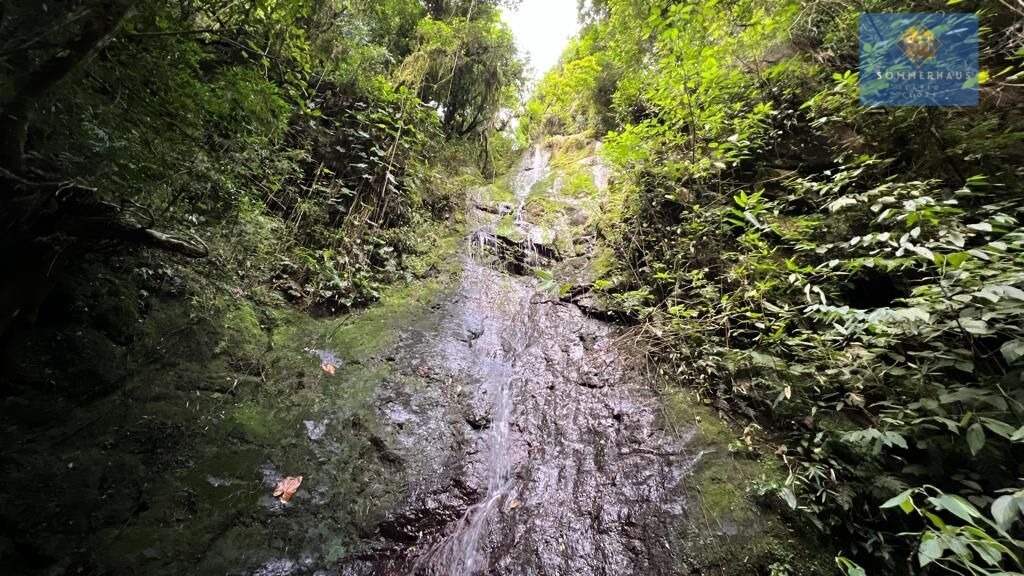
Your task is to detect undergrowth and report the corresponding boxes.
[528,0,1024,573]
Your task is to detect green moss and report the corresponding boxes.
[269,274,452,367]
[216,302,268,363]
[592,245,618,279]
[661,387,833,576]
[524,194,568,226]
[495,214,526,243]
[484,178,516,204]
[138,298,220,361]
[544,133,597,159]
[226,403,298,445]
[404,227,463,279]
[528,169,559,198]
[563,170,598,198]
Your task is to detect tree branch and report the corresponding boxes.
[0,0,139,172]
[125,27,237,38]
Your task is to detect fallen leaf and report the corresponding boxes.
[273,475,303,503]
[321,362,336,375]
[508,499,521,511]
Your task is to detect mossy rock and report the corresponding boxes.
[216,301,268,365]
[662,387,834,576]
[544,133,597,158]
[138,298,221,363]
[482,178,517,204]
[267,276,451,369]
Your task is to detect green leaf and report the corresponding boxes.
[968,537,1004,566]
[967,422,986,455]
[945,252,971,268]
[882,431,908,449]
[924,511,947,529]
[780,486,797,509]
[533,268,554,282]
[881,489,915,512]
[933,493,983,524]
[918,533,944,566]
[960,318,992,335]
[992,495,1019,530]
[1000,340,1024,364]
[835,557,866,576]
[980,417,1017,439]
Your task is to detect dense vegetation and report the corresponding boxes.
[0,0,524,340]
[4,0,1024,574]
[524,0,1024,574]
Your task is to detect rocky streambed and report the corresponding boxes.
[341,258,698,575]
[0,137,829,576]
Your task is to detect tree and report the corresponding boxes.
[398,9,525,137]
[1,0,138,172]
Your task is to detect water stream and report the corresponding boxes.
[426,146,549,574]
[0,143,806,576]
[347,145,699,575]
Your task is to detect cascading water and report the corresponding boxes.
[515,145,549,267]
[341,142,699,576]
[467,145,550,270]
[418,145,551,575]
[511,145,548,219]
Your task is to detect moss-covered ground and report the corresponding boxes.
[0,231,462,575]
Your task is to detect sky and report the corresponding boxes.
[501,0,581,83]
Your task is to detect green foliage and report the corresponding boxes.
[549,0,1024,573]
[1,0,520,324]
[534,267,573,298]
[881,486,1024,574]
[398,7,525,137]
[519,32,617,139]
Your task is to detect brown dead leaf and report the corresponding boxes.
[273,475,303,503]
[321,362,336,375]
[508,499,521,511]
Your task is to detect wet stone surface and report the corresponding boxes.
[365,265,697,576]
[331,145,700,576]
[0,142,825,576]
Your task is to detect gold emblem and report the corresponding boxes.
[897,21,942,67]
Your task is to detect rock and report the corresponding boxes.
[578,371,607,388]
[303,419,328,440]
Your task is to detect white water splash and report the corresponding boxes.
[418,146,550,576]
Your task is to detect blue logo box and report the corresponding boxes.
[859,13,979,106]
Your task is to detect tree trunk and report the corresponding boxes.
[0,0,138,174]
[0,0,141,341]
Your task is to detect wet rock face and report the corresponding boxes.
[351,261,696,576]
[341,144,700,575]
[468,224,560,276]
